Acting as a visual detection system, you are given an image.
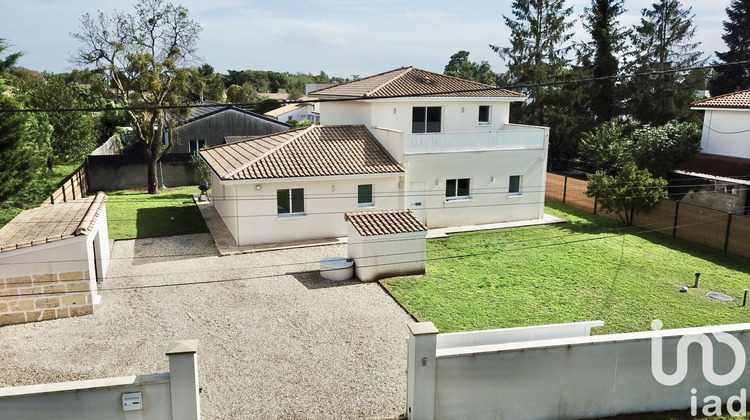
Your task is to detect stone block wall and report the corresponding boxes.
[0,271,94,326]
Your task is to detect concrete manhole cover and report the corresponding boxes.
[707,292,734,301]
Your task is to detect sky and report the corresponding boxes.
[2,0,732,79]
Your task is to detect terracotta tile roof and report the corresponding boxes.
[674,153,750,184]
[200,125,404,180]
[345,210,427,237]
[0,192,108,253]
[691,89,750,109]
[310,67,525,99]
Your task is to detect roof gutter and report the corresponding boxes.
[673,170,750,186]
[217,171,404,185]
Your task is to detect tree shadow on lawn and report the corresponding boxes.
[545,201,750,276]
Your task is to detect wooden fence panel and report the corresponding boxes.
[674,203,728,251]
[545,173,749,259]
[632,200,678,237]
[728,215,750,259]
[545,173,565,202]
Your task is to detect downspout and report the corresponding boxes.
[235,185,240,246]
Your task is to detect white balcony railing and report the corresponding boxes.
[403,128,545,154]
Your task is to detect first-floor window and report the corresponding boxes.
[478,105,490,124]
[277,188,305,215]
[189,139,206,153]
[358,184,373,206]
[509,175,521,195]
[446,178,470,200]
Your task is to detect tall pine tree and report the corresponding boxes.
[580,0,628,122]
[626,0,707,125]
[0,40,37,202]
[709,0,750,96]
[490,0,575,165]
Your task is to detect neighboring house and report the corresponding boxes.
[674,89,750,214]
[263,97,320,123]
[259,92,291,101]
[201,66,549,246]
[0,193,110,325]
[169,101,291,153]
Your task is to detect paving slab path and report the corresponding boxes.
[0,233,412,419]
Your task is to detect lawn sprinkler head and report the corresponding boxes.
[694,272,701,288]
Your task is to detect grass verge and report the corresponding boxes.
[105,186,208,240]
[382,201,750,335]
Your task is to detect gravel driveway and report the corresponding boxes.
[0,233,413,419]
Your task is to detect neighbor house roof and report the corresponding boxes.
[200,124,404,180]
[259,92,292,101]
[345,210,427,237]
[264,101,310,119]
[674,153,750,185]
[691,89,750,109]
[0,192,108,253]
[180,101,290,127]
[309,67,525,99]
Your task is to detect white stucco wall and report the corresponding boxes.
[409,322,750,420]
[699,109,750,158]
[321,98,512,134]
[0,204,110,289]
[211,172,240,245]
[0,375,171,420]
[319,101,372,126]
[347,227,426,282]
[225,175,403,246]
[404,147,546,228]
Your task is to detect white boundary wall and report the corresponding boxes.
[407,321,750,420]
[0,340,200,420]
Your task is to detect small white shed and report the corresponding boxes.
[0,192,110,325]
[345,210,427,282]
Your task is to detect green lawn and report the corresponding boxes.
[105,186,208,240]
[382,201,750,335]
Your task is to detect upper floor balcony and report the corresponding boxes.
[370,123,548,164]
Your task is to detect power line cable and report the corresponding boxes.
[4,207,741,296]
[2,60,750,114]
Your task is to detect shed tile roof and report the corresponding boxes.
[310,67,525,99]
[0,192,108,253]
[200,125,404,180]
[691,89,750,109]
[674,153,750,184]
[345,210,427,237]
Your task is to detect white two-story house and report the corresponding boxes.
[201,67,549,246]
[675,89,750,214]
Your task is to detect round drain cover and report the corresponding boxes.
[707,292,734,301]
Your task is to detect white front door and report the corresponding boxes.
[408,182,426,223]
